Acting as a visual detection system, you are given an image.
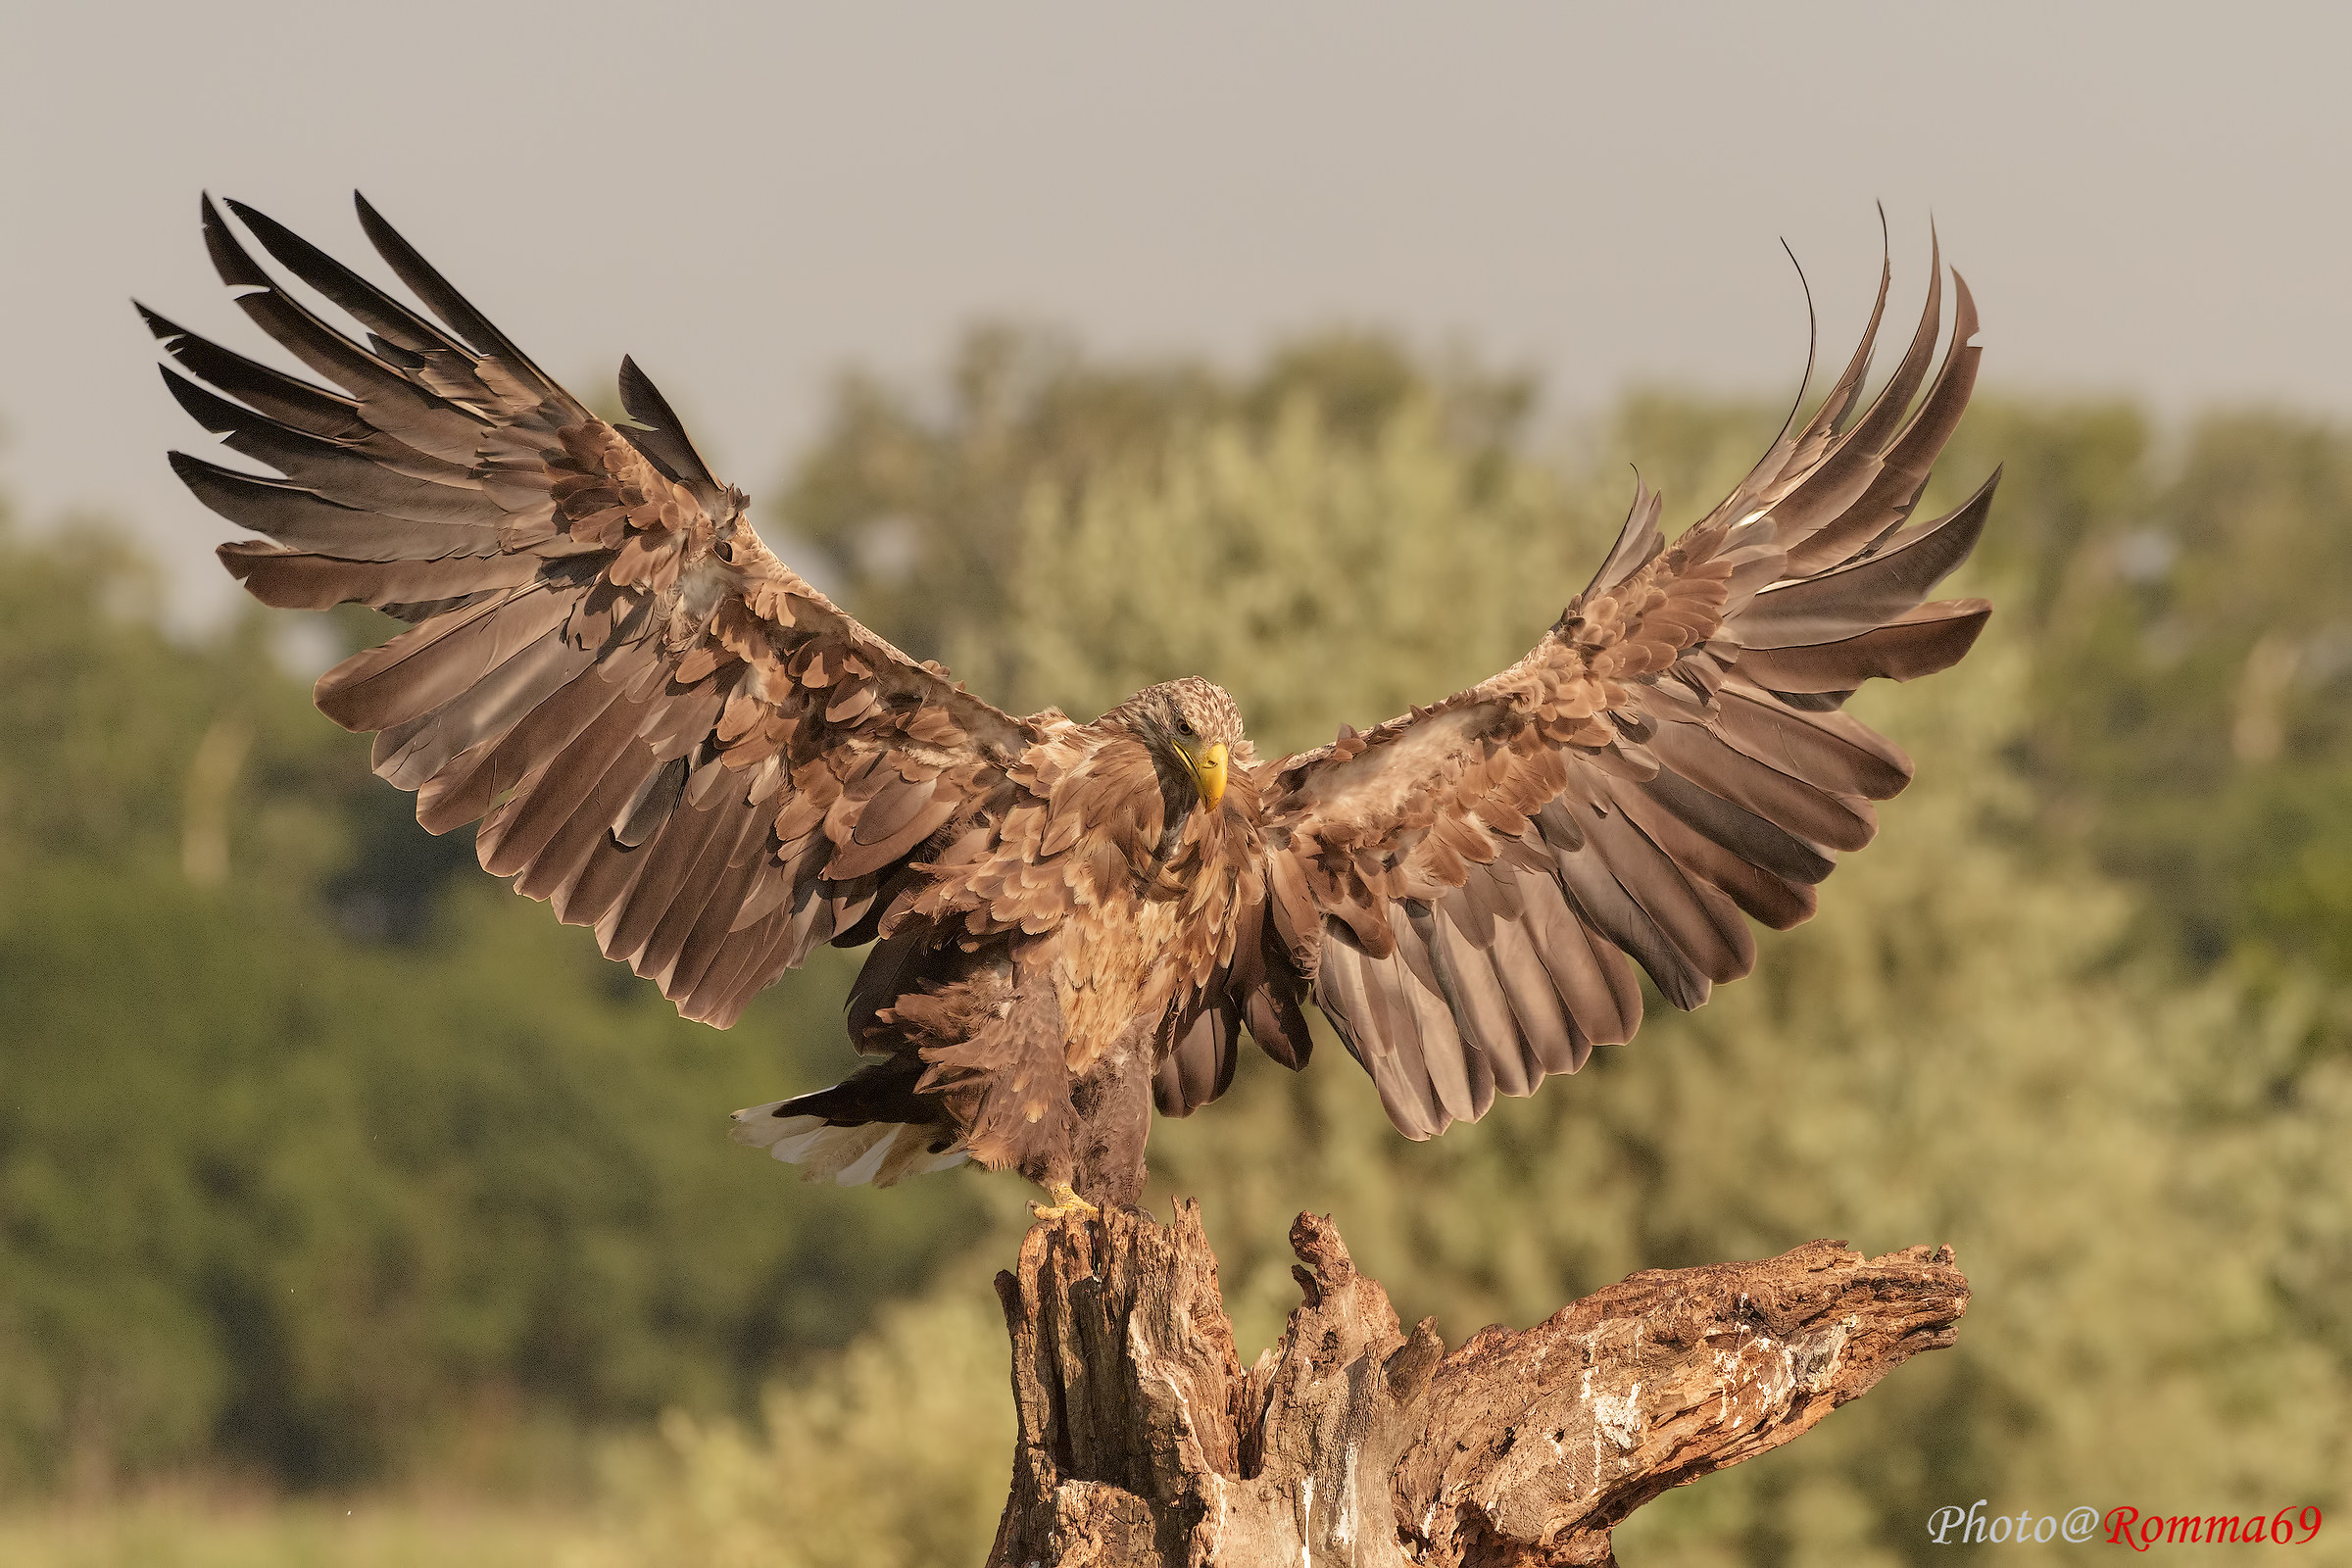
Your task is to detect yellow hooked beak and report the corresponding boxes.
[1184,740,1229,809]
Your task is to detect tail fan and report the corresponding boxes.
[728,1100,968,1188]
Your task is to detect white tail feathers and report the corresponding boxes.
[729,1102,969,1188]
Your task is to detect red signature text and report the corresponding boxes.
[2103,1506,2323,1549]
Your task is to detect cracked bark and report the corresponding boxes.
[988,1202,1967,1567]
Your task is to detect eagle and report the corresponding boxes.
[150,196,1992,1219]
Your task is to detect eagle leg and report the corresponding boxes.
[1028,1181,1102,1222]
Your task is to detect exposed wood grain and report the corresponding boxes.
[989,1204,1967,1566]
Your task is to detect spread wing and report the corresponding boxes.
[150,194,1034,1026]
[1250,249,1994,1138]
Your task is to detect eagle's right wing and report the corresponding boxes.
[151,195,1034,1025]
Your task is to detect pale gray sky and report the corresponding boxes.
[5,2,2347,622]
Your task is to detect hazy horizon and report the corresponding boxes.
[6,1,2347,622]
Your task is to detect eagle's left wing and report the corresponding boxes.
[1245,255,1994,1138]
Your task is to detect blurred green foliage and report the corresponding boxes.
[589,1273,1013,1568]
[3,325,2349,1566]
[0,508,988,1496]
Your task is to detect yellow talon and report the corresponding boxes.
[1028,1182,1101,1221]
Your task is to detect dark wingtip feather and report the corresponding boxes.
[1873,466,2001,589]
[1797,230,1891,450]
[166,448,257,526]
[1582,475,1664,598]
[1774,237,1819,446]
[159,365,243,433]
[135,301,185,341]
[228,197,375,297]
[1833,208,1895,438]
[615,355,718,489]
[227,197,456,359]
[1948,268,1980,342]
[351,191,555,392]
[223,197,330,266]
[200,193,271,292]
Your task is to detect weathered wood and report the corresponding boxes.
[990,1203,1967,1567]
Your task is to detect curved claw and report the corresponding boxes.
[1027,1182,1101,1222]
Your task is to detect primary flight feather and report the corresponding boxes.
[150,194,1992,1216]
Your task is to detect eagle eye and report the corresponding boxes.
[1177,718,1196,737]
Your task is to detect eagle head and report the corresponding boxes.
[1113,677,1249,812]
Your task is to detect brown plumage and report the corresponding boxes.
[152,195,1994,1211]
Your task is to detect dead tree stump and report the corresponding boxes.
[989,1202,1967,1567]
